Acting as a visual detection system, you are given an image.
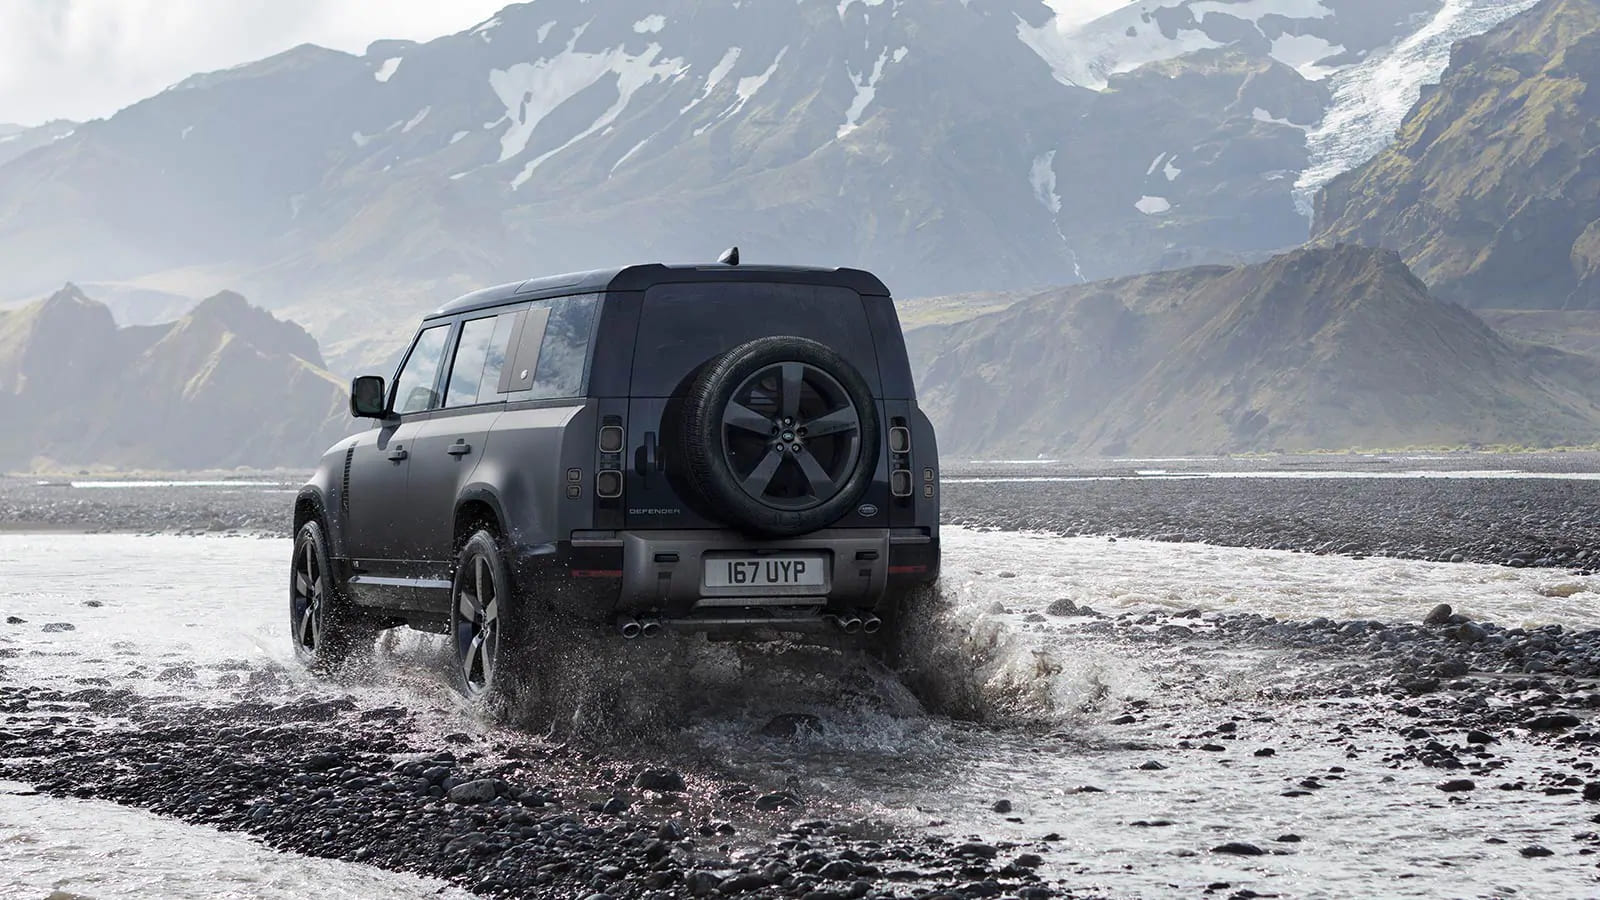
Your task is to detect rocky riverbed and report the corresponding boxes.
[2,457,1599,897]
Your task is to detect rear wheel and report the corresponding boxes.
[290,520,375,673]
[450,529,533,708]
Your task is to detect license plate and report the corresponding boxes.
[704,555,825,589]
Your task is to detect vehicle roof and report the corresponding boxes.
[426,263,891,319]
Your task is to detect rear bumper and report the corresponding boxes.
[516,527,938,625]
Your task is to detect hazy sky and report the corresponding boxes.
[0,0,1135,127]
[0,0,508,125]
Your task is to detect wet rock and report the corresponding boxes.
[1211,842,1266,856]
[1526,713,1582,732]
[1583,783,1600,802]
[1437,779,1475,793]
[633,769,686,792]
[1137,761,1167,770]
[447,779,501,804]
[1045,599,1078,616]
[754,791,801,811]
[1450,623,1487,644]
[760,713,823,739]
[953,842,999,859]
[1465,730,1496,745]
[600,794,630,815]
[991,799,1012,813]
[719,873,770,892]
[1520,846,1554,858]
[1275,834,1302,843]
[1424,604,1453,626]
[4,616,23,624]
[82,600,103,608]
[41,622,75,633]
[684,871,723,896]
[1253,748,1276,757]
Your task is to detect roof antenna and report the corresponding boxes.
[718,246,740,266]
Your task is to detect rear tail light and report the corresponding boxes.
[596,469,623,498]
[888,426,911,454]
[891,469,913,497]
[598,425,625,453]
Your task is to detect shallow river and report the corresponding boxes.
[2,529,1597,898]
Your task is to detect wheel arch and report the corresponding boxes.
[294,488,328,537]
[453,487,508,556]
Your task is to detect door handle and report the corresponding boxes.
[386,446,408,462]
[446,440,472,457]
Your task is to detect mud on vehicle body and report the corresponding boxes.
[292,260,940,699]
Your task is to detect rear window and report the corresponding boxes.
[630,283,880,396]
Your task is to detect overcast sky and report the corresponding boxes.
[0,0,1133,127]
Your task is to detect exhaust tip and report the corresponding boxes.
[861,615,882,635]
[619,618,642,639]
[841,616,863,635]
[640,619,662,638]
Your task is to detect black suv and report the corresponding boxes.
[291,260,940,700]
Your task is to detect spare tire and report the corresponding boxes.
[678,336,880,537]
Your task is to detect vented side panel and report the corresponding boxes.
[340,446,354,520]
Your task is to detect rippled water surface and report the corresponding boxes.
[2,530,1596,898]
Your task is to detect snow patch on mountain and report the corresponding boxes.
[1269,33,1342,80]
[634,15,666,34]
[680,47,742,115]
[509,44,684,188]
[402,107,430,133]
[1136,195,1172,215]
[1031,151,1061,215]
[838,0,888,22]
[1019,0,1348,90]
[838,47,898,139]
[374,57,402,83]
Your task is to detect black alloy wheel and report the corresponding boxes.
[290,519,370,671]
[450,529,520,702]
[721,361,862,509]
[680,336,881,536]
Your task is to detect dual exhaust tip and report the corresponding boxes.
[823,613,881,635]
[618,613,881,637]
[618,617,662,639]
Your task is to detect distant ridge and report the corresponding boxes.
[908,245,1600,456]
[0,285,351,470]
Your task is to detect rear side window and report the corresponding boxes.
[444,313,517,407]
[505,293,598,401]
[630,283,880,396]
[391,324,451,414]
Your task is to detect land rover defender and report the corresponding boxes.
[290,258,940,699]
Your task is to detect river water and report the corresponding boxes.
[1,529,1596,898]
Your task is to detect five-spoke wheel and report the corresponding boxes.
[451,529,522,703]
[721,361,862,509]
[289,519,372,671]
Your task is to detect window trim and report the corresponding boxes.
[389,321,458,418]
[501,291,602,403]
[439,306,527,411]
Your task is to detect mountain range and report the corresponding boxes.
[0,286,349,470]
[2,0,1596,466]
[0,0,1542,373]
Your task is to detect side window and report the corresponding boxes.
[444,313,517,407]
[391,325,451,415]
[506,293,597,401]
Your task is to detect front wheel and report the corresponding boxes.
[290,520,375,672]
[450,529,532,708]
